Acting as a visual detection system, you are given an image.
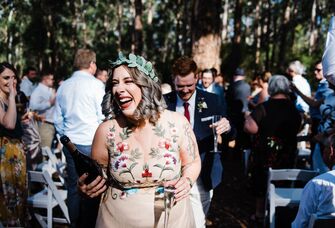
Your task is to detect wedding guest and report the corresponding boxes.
[244,75,301,223]
[20,66,38,99]
[164,56,234,227]
[54,49,105,227]
[292,133,335,228]
[78,52,201,227]
[0,62,27,227]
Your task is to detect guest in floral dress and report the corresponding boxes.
[77,53,201,227]
[0,62,27,226]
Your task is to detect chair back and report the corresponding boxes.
[308,213,335,228]
[28,170,70,225]
[269,168,319,182]
[41,146,66,185]
[266,168,319,228]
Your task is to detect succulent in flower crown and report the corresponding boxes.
[109,52,159,82]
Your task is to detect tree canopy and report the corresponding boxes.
[0,0,334,84]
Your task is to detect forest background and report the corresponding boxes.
[0,0,334,87]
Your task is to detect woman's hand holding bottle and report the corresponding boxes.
[77,174,107,198]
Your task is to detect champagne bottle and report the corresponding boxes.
[60,135,103,184]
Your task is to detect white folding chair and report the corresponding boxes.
[27,170,70,228]
[41,146,66,186]
[308,213,335,228]
[266,168,319,228]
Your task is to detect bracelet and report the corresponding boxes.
[185,177,193,188]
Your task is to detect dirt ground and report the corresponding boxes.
[207,151,254,228]
[207,151,299,228]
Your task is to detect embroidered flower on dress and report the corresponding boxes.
[142,168,153,178]
[158,139,172,150]
[163,153,177,165]
[117,142,129,153]
[107,131,116,140]
[113,155,129,171]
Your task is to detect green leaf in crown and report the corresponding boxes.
[109,52,158,82]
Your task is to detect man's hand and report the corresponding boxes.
[210,117,231,135]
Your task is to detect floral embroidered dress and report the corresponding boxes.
[96,111,195,228]
[0,102,27,226]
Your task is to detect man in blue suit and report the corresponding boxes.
[164,56,235,228]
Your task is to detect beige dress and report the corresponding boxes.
[96,111,195,228]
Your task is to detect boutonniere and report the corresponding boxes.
[197,97,208,112]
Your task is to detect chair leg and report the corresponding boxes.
[47,189,53,228]
[34,213,47,228]
[270,203,275,228]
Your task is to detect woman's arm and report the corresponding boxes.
[169,116,201,202]
[244,114,258,134]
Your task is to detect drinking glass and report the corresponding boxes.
[163,185,175,228]
[210,115,222,153]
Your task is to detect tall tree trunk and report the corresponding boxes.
[174,0,183,57]
[277,0,291,70]
[270,2,278,69]
[254,0,262,65]
[227,0,243,74]
[221,0,229,43]
[191,0,222,72]
[116,1,123,51]
[133,0,143,55]
[264,0,272,70]
[182,0,191,55]
[309,0,317,54]
[145,0,154,55]
[7,8,14,62]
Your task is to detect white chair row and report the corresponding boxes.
[28,170,70,228]
[266,168,319,228]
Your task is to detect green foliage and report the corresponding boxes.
[0,0,333,86]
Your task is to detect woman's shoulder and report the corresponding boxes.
[96,119,117,133]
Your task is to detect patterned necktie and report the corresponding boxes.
[183,102,190,122]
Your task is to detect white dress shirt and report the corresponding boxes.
[292,74,311,113]
[20,76,37,97]
[292,169,335,228]
[176,91,196,128]
[30,83,55,123]
[54,70,105,145]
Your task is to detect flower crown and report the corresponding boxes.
[109,52,158,82]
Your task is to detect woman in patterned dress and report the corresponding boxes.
[0,62,27,226]
[78,53,201,227]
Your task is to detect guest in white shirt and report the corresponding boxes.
[287,60,311,114]
[54,49,105,228]
[292,133,335,228]
[29,71,56,148]
[20,66,38,98]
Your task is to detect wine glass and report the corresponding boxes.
[210,115,222,153]
[163,185,175,228]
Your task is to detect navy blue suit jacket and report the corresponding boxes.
[164,89,235,191]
